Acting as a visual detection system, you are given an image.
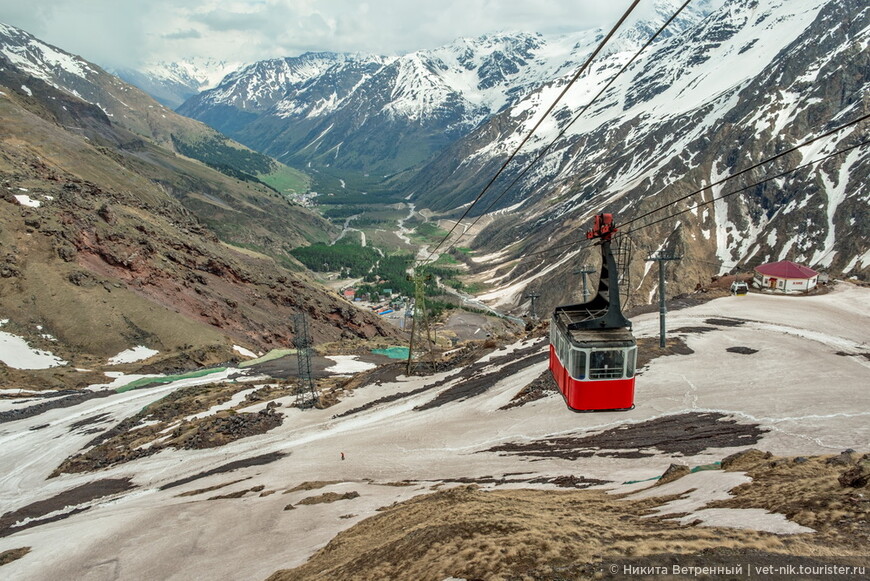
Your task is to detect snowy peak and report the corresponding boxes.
[204,52,388,112]
[0,22,100,89]
[112,58,241,109]
[178,2,714,175]
[143,57,239,92]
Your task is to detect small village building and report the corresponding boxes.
[342,288,356,300]
[753,260,818,293]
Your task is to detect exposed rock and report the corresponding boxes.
[826,449,858,466]
[838,456,870,488]
[296,491,361,505]
[721,449,772,471]
[656,463,691,486]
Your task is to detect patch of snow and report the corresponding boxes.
[20,84,32,96]
[324,355,377,374]
[107,346,159,365]
[233,345,257,359]
[0,330,67,369]
[13,194,40,208]
[811,148,861,267]
[626,469,812,534]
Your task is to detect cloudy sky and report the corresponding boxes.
[0,0,651,70]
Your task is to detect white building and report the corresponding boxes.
[753,260,819,293]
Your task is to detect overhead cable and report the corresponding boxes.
[454,0,698,247]
[418,0,644,266]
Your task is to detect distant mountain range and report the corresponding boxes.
[112,58,241,109]
[176,0,711,176]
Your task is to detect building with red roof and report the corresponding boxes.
[753,260,819,293]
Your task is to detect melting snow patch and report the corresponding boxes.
[20,84,32,96]
[324,356,377,374]
[233,345,257,359]
[185,387,260,421]
[86,372,159,391]
[674,508,814,534]
[626,470,812,535]
[0,330,67,369]
[108,346,159,365]
[13,194,41,208]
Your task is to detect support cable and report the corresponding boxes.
[445,0,698,253]
[418,0,644,266]
[519,129,870,261]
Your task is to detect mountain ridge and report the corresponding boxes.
[0,23,402,382]
[177,2,713,176]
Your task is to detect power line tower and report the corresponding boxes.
[645,251,682,348]
[406,269,435,375]
[293,312,319,408]
[524,292,541,320]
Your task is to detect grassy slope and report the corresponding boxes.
[0,83,402,377]
[269,452,869,581]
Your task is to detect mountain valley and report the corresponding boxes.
[1,1,869,579]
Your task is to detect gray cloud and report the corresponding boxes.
[162,29,202,40]
[0,0,658,69]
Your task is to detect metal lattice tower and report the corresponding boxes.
[406,269,435,375]
[524,292,541,320]
[645,251,682,348]
[293,312,319,408]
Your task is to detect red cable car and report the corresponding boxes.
[549,214,637,412]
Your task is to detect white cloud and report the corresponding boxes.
[1,0,646,69]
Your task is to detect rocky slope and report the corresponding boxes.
[0,22,327,258]
[405,0,869,312]
[0,32,402,384]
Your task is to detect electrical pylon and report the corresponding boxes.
[645,251,682,348]
[406,268,435,375]
[293,311,319,408]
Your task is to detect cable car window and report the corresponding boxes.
[589,349,625,379]
[626,347,637,377]
[571,349,587,379]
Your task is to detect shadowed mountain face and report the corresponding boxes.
[0,27,403,379]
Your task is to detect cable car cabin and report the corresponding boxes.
[550,311,636,412]
[548,213,637,412]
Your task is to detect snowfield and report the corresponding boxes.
[0,284,868,580]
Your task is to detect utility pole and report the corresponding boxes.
[406,268,434,375]
[524,292,541,320]
[574,264,596,303]
[645,251,682,348]
[293,312,319,408]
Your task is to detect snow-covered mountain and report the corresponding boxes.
[0,21,206,147]
[113,57,240,109]
[177,1,712,175]
[404,0,869,308]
